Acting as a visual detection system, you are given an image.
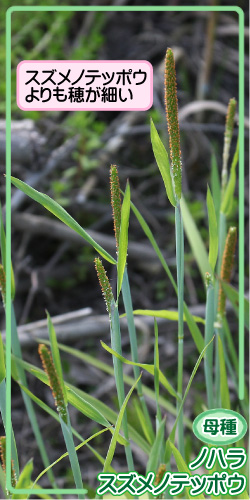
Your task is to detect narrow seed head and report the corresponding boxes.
[94,258,113,315]
[0,265,6,307]
[165,48,182,200]
[110,165,122,250]
[225,98,236,141]
[218,227,237,317]
[0,436,17,487]
[221,98,237,194]
[155,464,166,486]
[38,344,67,423]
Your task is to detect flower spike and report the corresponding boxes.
[95,257,114,315]
[38,344,67,423]
[110,165,122,250]
[165,48,182,200]
[222,98,237,194]
[218,227,237,317]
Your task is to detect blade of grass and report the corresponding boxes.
[0,335,6,383]
[217,336,231,409]
[175,202,184,457]
[211,153,221,224]
[222,282,249,330]
[221,137,239,215]
[132,398,152,444]
[31,427,109,494]
[180,197,212,281]
[121,268,155,444]
[154,319,161,425]
[0,204,15,300]
[204,274,215,409]
[117,183,130,297]
[10,177,116,265]
[169,442,205,499]
[207,186,218,273]
[146,417,166,474]
[103,373,141,473]
[60,412,85,498]
[120,308,205,324]
[109,300,135,471]
[165,337,214,463]
[150,119,176,207]
[101,340,179,400]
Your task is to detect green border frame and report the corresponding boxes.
[5,5,245,496]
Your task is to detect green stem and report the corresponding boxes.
[110,301,135,472]
[175,203,184,457]
[214,212,226,407]
[122,268,155,444]
[60,411,85,499]
[204,281,215,409]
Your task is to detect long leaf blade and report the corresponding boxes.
[207,185,218,272]
[103,373,141,472]
[121,308,205,325]
[146,417,165,474]
[221,138,239,215]
[169,442,205,499]
[101,340,179,400]
[180,197,212,281]
[218,336,231,409]
[117,182,130,297]
[150,119,176,207]
[11,176,116,264]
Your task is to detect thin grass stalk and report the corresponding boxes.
[95,257,135,471]
[153,319,162,428]
[204,273,215,409]
[60,411,85,499]
[214,211,226,407]
[122,268,155,444]
[110,301,135,471]
[111,165,154,443]
[175,202,184,457]
[165,48,185,457]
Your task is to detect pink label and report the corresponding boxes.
[17,60,153,111]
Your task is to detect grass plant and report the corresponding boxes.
[0,47,247,499]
